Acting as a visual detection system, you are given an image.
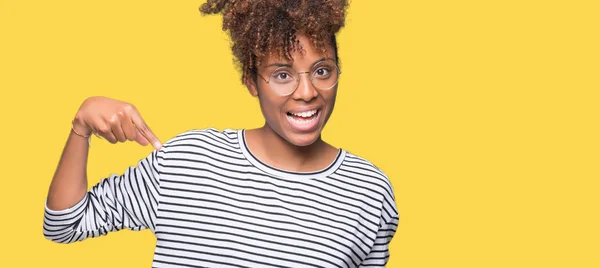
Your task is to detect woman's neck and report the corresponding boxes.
[244,124,338,173]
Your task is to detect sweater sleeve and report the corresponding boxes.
[42,148,164,244]
[359,166,400,267]
[358,214,399,267]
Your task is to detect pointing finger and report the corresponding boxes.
[130,111,162,150]
[134,128,150,146]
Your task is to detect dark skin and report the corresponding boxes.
[244,33,340,172]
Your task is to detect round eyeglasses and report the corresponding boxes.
[257,59,341,97]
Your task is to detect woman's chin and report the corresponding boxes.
[285,131,321,147]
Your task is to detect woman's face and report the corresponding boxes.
[248,34,338,147]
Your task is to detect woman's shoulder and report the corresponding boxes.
[342,151,389,178]
[340,151,395,194]
[161,127,241,149]
[341,151,398,218]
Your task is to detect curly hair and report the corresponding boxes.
[199,0,349,83]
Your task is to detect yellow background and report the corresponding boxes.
[1,0,598,267]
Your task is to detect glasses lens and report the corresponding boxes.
[269,67,297,96]
[311,60,339,90]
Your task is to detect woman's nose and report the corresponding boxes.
[292,72,318,101]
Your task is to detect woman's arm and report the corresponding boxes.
[358,215,400,267]
[358,168,400,267]
[43,96,163,243]
[45,124,92,211]
[43,147,165,243]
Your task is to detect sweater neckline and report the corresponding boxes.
[237,129,345,179]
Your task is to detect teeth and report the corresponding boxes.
[290,109,317,118]
[288,113,318,125]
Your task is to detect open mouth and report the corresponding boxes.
[286,109,321,131]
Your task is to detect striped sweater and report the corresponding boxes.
[43,128,399,268]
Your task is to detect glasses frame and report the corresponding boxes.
[256,60,342,97]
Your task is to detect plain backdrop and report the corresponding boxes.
[0,0,598,267]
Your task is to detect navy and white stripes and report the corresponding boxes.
[44,128,399,267]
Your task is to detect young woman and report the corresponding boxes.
[43,0,399,267]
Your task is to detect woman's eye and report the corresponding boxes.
[275,73,291,80]
[315,68,330,76]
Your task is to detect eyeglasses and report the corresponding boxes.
[256,59,341,96]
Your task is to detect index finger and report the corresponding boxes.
[130,111,162,150]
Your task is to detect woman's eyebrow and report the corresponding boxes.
[265,62,292,68]
[312,57,334,64]
[265,57,335,69]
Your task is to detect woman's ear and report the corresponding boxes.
[244,72,259,97]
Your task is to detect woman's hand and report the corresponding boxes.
[72,96,162,150]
